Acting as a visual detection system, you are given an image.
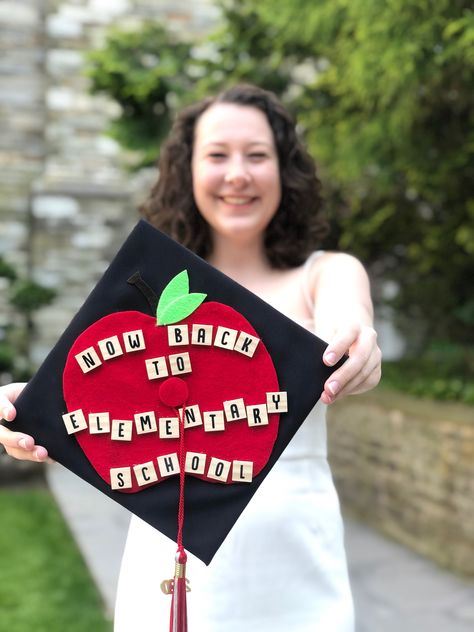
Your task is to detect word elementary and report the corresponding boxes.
[63,392,288,439]
[75,324,261,374]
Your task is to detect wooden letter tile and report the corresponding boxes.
[167,325,189,346]
[203,410,225,432]
[157,453,180,477]
[111,419,133,441]
[75,346,102,373]
[123,329,146,353]
[169,352,192,375]
[207,457,231,482]
[134,411,157,435]
[98,335,124,361]
[133,461,159,486]
[159,417,180,439]
[110,467,132,490]
[185,451,207,475]
[223,398,247,422]
[232,460,253,483]
[266,391,288,413]
[62,409,88,435]
[213,326,238,350]
[179,404,202,429]
[234,332,260,358]
[145,356,168,380]
[88,412,110,434]
[246,404,269,427]
[191,324,214,346]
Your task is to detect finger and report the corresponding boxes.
[5,444,49,462]
[0,401,16,422]
[327,359,382,403]
[0,382,27,421]
[0,424,35,451]
[339,361,382,397]
[0,425,49,461]
[324,328,378,391]
[323,325,360,366]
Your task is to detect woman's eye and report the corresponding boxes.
[208,152,227,159]
[248,153,267,160]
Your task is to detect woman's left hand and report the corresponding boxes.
[320,324,382,404]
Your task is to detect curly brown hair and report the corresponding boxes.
[140,84,328,268]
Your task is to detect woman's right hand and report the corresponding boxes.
[0,383,50,462]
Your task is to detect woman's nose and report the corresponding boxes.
[224,159,251,187]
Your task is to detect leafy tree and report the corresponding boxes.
[186,0,293,100]
[252,0,474,347]
[85,23,194,168]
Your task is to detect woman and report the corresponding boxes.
[0,84,381,631]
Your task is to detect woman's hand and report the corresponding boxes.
[0,383,51,462]
[320,324,382,404]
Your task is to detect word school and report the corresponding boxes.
[62,392,288,438]
[110,452,255,489]
[75,324,261,374]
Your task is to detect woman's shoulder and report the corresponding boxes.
[306,251,365,281]
[303,251,367,308]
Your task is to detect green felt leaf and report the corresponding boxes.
[156,270,189,322]
[158,293,207,325]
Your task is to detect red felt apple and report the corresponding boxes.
[62,271,282,493]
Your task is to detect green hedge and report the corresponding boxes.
[381,342,474,405]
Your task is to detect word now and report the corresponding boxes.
[62,392,288,438]
[75,324,260,374]
[111,452,254,489]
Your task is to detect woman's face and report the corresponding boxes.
[191,103,281,244]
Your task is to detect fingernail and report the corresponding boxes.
[18,438,28,449]
[328,381,339,395]
[2,405,13,421]
[35,448,47,461]
[324,352,337,366]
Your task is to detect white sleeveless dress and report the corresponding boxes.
[114,254,355,631]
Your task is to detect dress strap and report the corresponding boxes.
[301,251,325,313]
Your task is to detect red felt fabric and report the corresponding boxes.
[63,302,280,493]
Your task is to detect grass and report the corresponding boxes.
[0,487,112,632]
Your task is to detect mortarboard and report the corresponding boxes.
[12,220,343,570]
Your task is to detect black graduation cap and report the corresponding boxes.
[12,219,342,565]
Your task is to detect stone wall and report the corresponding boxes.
[0,0,219,366]
[328,389,474,577]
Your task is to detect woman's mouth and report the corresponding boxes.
[220,196,256,206]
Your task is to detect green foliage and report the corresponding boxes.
[85,23,193,168]
[0,343,15,372]
[382,342,474,405]
[252,0,474,347]
[187,0,294,100]
[0,256,56,378]
[0,258,17,281]
[10,281,56,314]
[84,1,474,354]
[0,489,111,632]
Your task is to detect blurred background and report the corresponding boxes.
[1,1,473,631]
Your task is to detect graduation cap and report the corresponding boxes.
[12,219,342,628]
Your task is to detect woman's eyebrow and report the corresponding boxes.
[201,140,272,148]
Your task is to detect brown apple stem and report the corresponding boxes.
[127,271,159,314]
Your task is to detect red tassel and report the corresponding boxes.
[160,403,190,631]
[170,549,188,632]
